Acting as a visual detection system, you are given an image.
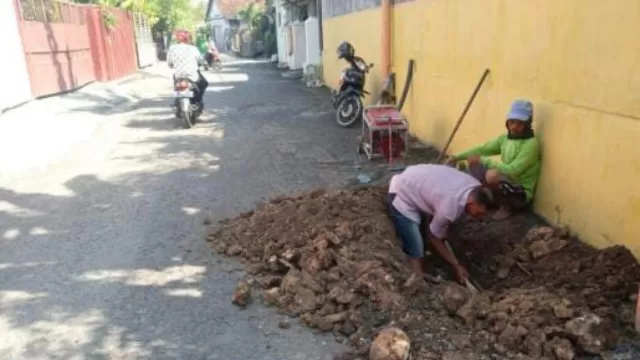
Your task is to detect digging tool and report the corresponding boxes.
[436,68,491,164]
[443,240,482,293]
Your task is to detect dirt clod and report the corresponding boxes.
[232,280,252,308]
[207,187,640,359]
[441,283,470,314]
[369,327,411,360]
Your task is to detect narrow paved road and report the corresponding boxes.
[0,59,368,359]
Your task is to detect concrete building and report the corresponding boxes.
[276,0,323,72]
[321,0,640,255]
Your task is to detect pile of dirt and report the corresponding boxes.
[206,187,640,360]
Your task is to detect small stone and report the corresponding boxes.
[450,334,472,349]
[497,267,511,279]
[494,343,507,354]
[278,320,291,329]
[340,320,357,336]
[263,287,280,306]
[441,283,471,314]
[226,244,243,256]
[552,300,574,319]
[294,287,319,312]
[260,275,282,288]
[247,263,263,275]
[442,350,475,360]
[524,226,554,242]
[545,337,574,360]
[232,281,252,308]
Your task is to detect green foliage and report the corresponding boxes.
[101,9,117,30]
[72,0,207,36]
[237,3,265,30]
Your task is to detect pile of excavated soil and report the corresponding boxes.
[206,187,640,360]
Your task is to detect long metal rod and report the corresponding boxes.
[436,68,491,164]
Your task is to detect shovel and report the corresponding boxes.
[444,240,482,293]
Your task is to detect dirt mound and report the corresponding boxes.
[206,187,640,359]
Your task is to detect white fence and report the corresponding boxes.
[133,12,156,68]
[0,1,32,112]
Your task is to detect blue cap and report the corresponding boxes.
[506,99,533,122]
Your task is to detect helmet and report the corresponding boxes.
[175,29,191,43]
[337,41,355,60]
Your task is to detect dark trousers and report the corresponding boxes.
[195,72,208,104]
[467,163,529,211]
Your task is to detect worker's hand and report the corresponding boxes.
[467,155,481,167]
[454,264,470,284]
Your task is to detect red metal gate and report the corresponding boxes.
[15,0,95,98]
[85,7,137,82]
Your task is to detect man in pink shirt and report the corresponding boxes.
[388,164,493,283]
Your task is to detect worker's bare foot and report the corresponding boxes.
[492,206,512,221]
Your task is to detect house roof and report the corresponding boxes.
[206,0,265,20]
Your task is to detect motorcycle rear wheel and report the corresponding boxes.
[335,95,363,128]
[180,98,194,129]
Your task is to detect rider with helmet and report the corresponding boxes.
[166,29,209,107]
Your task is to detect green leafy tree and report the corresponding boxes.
[72,0,206,36]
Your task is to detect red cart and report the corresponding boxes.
[357,105,409,166]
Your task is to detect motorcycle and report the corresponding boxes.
[332,51,374,128]
[208,49,223,71]
[201,50,222,72]
[173,77,202,129]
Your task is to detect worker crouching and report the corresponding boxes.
[387,164,493,284]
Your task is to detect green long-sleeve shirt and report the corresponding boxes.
[196,37,208,55]
[454,135,541,201]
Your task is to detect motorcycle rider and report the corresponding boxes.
[167,29,208,108]
[206,36,219,67]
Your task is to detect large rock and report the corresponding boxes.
[369,327,411,360]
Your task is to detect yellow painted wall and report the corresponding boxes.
[322,0,640,255]
[321,7,382,105]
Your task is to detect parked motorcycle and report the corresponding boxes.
[173,78,202,128]
[332,41,374,128]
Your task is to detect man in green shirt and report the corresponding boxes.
[447,99,541,220]
[196,34,208,57]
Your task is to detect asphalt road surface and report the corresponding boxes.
[0,58,371,360]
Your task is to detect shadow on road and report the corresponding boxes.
[0,60,381,359]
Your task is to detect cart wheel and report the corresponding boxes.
[356,136,364,154]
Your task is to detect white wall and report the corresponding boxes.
[0,2,32,112]
[208,0,230,51]
[275,1,288,64]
